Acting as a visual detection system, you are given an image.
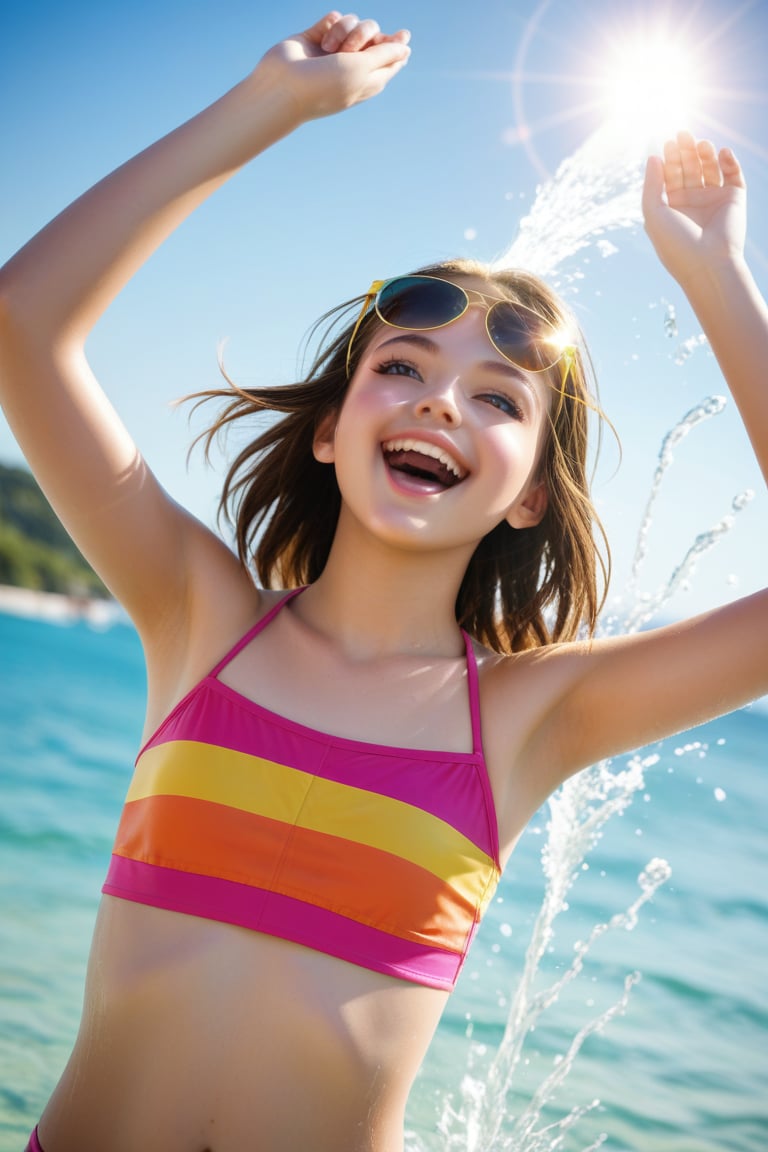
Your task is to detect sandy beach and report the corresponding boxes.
[0,584,123,627]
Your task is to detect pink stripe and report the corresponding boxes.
[462,630,483,757]
[104,855,463,991]
[141,681,498,858]
[25,1127,44,1152]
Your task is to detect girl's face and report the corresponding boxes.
[314,285,552,555]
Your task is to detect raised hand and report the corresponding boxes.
[642,130,747,286]
[255,11,411,122]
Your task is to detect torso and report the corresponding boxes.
[45,898,442,1151]
[41,587,533,1152]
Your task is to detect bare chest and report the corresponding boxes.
[218,623,476,754]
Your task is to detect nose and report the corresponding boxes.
[413,379,462,426]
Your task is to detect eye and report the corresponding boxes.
[373,357,422,380]
[478,391,525,420]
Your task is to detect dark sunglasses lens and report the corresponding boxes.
[376,277,467,330]
[487,302,559,371]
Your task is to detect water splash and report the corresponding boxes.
[443,788,670,1152]
[492,123,645,278]
[626,396,727,593]
[616,396,755,632]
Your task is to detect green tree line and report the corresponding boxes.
[0,462,109,598]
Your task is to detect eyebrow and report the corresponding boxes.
[375,332,541,402]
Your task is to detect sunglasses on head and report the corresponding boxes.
[345,274,576,382]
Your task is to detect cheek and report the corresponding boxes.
[331,384,392,472]
[479,425,543,510]
[487,424,540,473]
[336,376,413,440]
[353,375,411,411]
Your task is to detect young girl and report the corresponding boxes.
[1,12,766,1152]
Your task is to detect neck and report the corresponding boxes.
[294,521,475,661]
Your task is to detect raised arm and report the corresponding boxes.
[642,132,768,483]
[499,134,768,810]
[0,13,410,639]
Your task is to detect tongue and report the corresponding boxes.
[385,449,455,488]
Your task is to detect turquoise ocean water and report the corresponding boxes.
[0,609,766,1151]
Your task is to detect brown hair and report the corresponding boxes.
[190,259,610,653]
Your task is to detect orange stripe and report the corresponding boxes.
[128,740,496,901]
[114,795,481,951]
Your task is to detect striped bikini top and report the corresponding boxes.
[103,590,501,991]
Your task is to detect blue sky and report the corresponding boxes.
[1,0,766,619]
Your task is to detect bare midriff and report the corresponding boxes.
[39,897,447,1152]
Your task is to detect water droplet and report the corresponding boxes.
[673,332,708,364]
[663,301,678,337]
[732,489,754,511]
[714,787,727,802]
[639,858,672,889]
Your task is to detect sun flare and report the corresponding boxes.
[505,3,765,187]
[600,30,704,140]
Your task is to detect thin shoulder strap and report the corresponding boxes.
[462,630,485,757]
[209,588,305,678]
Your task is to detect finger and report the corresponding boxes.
[677,130,704,187]
[697,139,721,187]
[662,138,685,193]
[320,12,363,52]
[720,145,746,190]
[371,29,411,46]
[337,18,383,52]
[303,11,344,46]
[358,38,411,76]
[642,154,666,218]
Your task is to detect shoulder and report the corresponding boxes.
[473,636,598,840]
[474,635,586,722]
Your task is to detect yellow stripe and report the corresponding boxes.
[129,740,498,906]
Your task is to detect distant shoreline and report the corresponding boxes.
[0,583,124,628]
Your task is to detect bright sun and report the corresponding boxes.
[506,5,765,185]
[600,31,703,139]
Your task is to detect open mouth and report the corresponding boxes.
[381,438,467,490]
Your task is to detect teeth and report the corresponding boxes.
[382,438,466,480]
